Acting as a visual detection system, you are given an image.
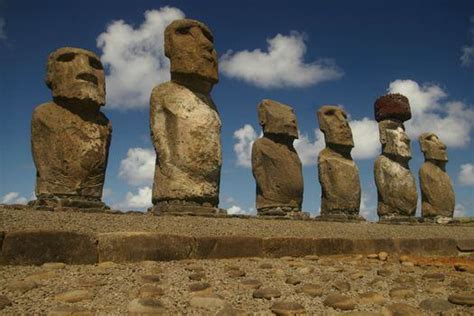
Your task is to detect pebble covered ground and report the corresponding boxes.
[2,206,474,240]
[1,253,474,315]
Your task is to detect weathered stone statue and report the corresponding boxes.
[252,99,304,217]
[316,105,363,221]
[30,47,112,211]
[374,94,417,222]
[149,19,223,215]
[419,132,455,221]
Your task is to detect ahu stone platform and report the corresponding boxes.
[1,206,473,265]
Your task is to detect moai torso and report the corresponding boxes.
[375,154,417,217]
[318,148,361,216]
[316,106,361,218]
[418,132,454,219]
[32,102,111,198]
[150,81,222,204]
[30,47,111,210]
[419,162,455,218]
[252,99,303,216]
[252,137,303,211]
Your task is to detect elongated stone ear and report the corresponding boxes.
[257,103,266,128]
[418,132,432,154]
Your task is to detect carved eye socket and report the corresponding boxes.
[57,52,76,62]
[201,29,213,42]
[89,57,103,70]
[176,27,190,35]
[325,109,335,116]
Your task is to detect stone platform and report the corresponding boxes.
[1,205,473,265]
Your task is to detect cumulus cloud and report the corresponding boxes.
[97,7,185,109]
[454,203,468,217]
[388,79,474,147]
[359,192,377,221]
[227,205,256,215]
[1,192,27,204]
[118,147,155,186]
[115,186,152,210]
[462,47,474,67]
[0,18,6,40]
[233,124,258,167]
[458,163,474,186]
[294,130,325,165]
[220,32,343,88]
[350,118,380,159]
[460,16,474,67]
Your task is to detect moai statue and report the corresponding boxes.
[252,99,304,217]
[419,132,455,222]
[374,94,418,222]
[149,19,223,215]
[30,47,112,211]
[316,105,363,221]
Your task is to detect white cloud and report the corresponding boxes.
[227,205,255,215]
[350,118,379,159]
[233,124,258,167]
[1,192,27,204]
[118,147,155,186]
[220,32,343,88]
[458,163,474,186]
[388,79,474,148]
[359,192,377,221]
[97,7,185,109]
[461,46,474,67]
[294,130,325,166]
[102,188,113,198]
[460,16,474,67]
[0,18,6,40]
[115,186,152,210]
[454,203,467,217]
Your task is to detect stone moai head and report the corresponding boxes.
[45,47,105,106]
[317,105,353,147]
[258,99,298,139]
[165,19,218,84]
[379,120,411,159]
[419,132,448,162]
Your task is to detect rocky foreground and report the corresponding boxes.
[2,206,473,239]
[1,253,473,315]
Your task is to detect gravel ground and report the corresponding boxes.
[2,206,474,240]
[1,254,474,315]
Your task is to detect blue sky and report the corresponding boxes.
[1,0,473,219]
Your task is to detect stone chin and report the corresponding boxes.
[325,132,354,148]
[277,126,298,139]
[171,65,218,85]
[52,84,105,107]
[384,147,412,159]
[426,152,448,162]
[170,52,219,85]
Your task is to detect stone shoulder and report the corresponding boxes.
[150,81,186,108]
[32,102,56,119]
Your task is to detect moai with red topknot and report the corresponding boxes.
[374,94,418,223]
